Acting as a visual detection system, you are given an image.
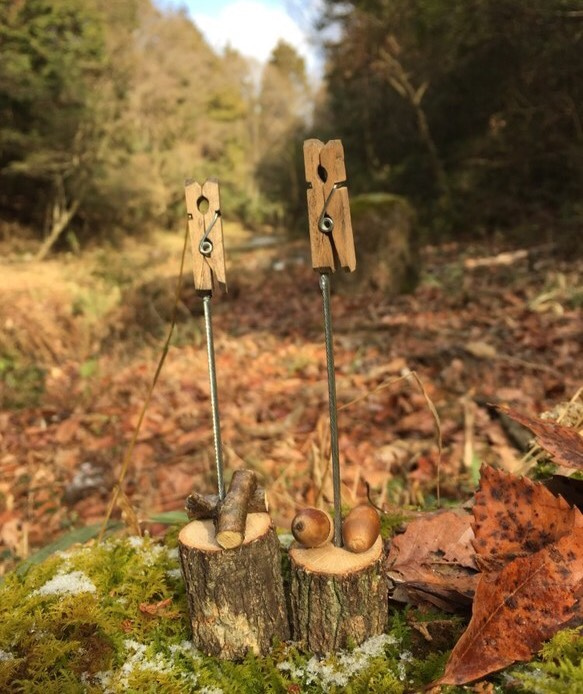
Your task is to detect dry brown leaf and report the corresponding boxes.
[389,510,477,570]
[138,597,179,618]
[387,511,479,611]
[437,527,583,686]
[497,405,583,470]
[121,619,134,633]
[472,465,583,571]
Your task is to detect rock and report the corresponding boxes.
[338,193,419,295]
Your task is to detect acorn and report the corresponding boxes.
[291,508,333,548]
[342,504,381,553]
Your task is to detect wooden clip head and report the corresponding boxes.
[304,139,356,274]
[184,178,227,294]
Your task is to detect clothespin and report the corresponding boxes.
[304,139,356,274]
[184,178,227,294]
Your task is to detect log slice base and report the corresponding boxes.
[179,512,290,660]
[289,536,388,654]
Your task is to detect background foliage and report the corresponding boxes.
[1,0,581,250]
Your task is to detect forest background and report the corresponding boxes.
[1,0,582,253]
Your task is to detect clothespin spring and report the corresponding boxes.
[199,210,220,257]
[318,183,340,234]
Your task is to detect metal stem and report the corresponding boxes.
[202,294,225,500]
[319,273,342,546]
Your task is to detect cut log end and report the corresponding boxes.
[179,512,271,552]
[289,535,383,574]
[215,529,243,549]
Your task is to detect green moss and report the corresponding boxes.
[529,459,559,481]
[0,533,455,692]
[349,193,412,218]
[0,356,46,409]
[379,511,408,540]
[509,628,583,693]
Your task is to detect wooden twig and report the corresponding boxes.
[215,470,258,549]
[186,487,267,520]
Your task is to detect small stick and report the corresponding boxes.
[186,487,268,520]
[215,470,258,549]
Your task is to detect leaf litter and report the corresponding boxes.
[0,236,583,687]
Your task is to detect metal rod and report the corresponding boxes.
[202,294,225,500]
[319,273,342,546]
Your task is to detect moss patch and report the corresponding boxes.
[1,532,581,692]
[0,533,434,693]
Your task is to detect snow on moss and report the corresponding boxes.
[278,634,400,688]
[0,649,14,661]
[33,569,97,597]
[126,534,166,565]
[84,640,200,692]
[119,639,198,689]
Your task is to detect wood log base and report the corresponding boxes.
[178,512,290,660]
[289,536,388,655]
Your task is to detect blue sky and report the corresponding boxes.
[158,0,322,75]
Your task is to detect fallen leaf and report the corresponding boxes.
[389,510,477,570]
[496,405,583,470]
[465,341,498,360]
[387,511,479,611]
[54,416,80,444]
[138,597,179,618]
[437,527,583,685]
[472,465,583,571]
[390,568,479,612]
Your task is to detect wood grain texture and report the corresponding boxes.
[184,178,227,293]
[304,139,356,274]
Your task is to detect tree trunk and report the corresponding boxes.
[178,513,290,660]
[35,196,80,261]
[289,536,388,654]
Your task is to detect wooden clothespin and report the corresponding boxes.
[304,139,356,274]
[184,178,227,294]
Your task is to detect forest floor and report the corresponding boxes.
[0,229,582,576]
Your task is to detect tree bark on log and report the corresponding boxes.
[289,536,388,654]
[186,487,268,520]
[179,512,290,659]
